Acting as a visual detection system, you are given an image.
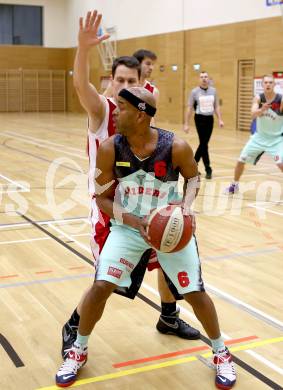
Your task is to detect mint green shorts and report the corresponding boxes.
[239,134,283,164]
[96,224,204,295]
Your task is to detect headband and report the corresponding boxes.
[118,89,156,117]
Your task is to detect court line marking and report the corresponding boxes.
[248,203,283,217]
[0,132,88,160]
[1,140,84,173]
[213,166,274,173]
[0,173,29,191]
[3,220,281,337]
[205,283,283,331]
[0,216,89,230]
[18,213,94,267]
[0,189,29,194]
[1,266,282,376]
[113,335,259,368]
[0,233,89,246]
[141,283,283,375]
[48,224,91,253]
[214,173,272,179]
[0,333,24,368]
[40,227,283,337]
[249,200,283,205]
[202,247,282,261]
[36,337,283,390]
[0,274,19,280]
[0,273,94,289]
[12,214,283,378]
[4,222,279,335]
[3,131,84,152]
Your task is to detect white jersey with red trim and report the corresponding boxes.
[87,96,116,196]
[143,80,156,94]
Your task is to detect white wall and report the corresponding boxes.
[0,0,68,47]
[185,0,282,30]
[2,0,282,47]
[66,0,282,45]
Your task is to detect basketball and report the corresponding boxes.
[146,204,193,253]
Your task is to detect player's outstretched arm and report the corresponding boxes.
[73,10,110,131]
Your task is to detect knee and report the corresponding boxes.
[184,291,209,307]
[89,280,116,302]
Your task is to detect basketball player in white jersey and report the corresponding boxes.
[60,10,200,360]
[104,48,159,105]
[133,49,159,102]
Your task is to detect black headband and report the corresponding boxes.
[118,89,156,117]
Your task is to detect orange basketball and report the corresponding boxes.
[146,204,193,253]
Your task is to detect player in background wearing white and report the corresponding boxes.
[60,10,200,360]
[133,49,159,102]
[104,48,159,108]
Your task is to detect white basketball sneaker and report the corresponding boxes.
[55,342,88,387]
[213,347,236,389]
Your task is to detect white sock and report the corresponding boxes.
[75,332,89,348]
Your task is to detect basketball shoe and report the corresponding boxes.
[156,309,200,339]
[225,183,239,195]
[56,342,88,387]
[205,167,212,179]
[213,347,236,389]
[61,322,78,359]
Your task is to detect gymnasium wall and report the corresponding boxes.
[184,16,283,129]
[1,1,283,127]
[0,0,281,46]
[66,15,283,128]
[66,0,282,43]
[0,0,68,47]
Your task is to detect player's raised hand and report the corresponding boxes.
[78,10,110,49]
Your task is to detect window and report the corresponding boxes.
[0,4,42,45]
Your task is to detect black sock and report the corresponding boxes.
[68,308,80,327]
[161,302,177,317]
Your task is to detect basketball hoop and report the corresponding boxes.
[97,25,117,72]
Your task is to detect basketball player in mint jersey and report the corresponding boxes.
[55,87,236,389]
[226,74,283,194]
[60,9,199,368]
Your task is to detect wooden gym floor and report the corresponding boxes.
[0,112,282,390]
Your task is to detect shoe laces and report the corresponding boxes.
[215,350,236,377]
[161,309,193,328]
[68,324,78,334]
[176,317,192,328]
[57,353,80,375]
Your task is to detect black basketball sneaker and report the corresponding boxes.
[156,309,200,340]
[61,322,78,360]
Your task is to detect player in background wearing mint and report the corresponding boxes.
[55,87,236,390]
[226,74,283,194]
